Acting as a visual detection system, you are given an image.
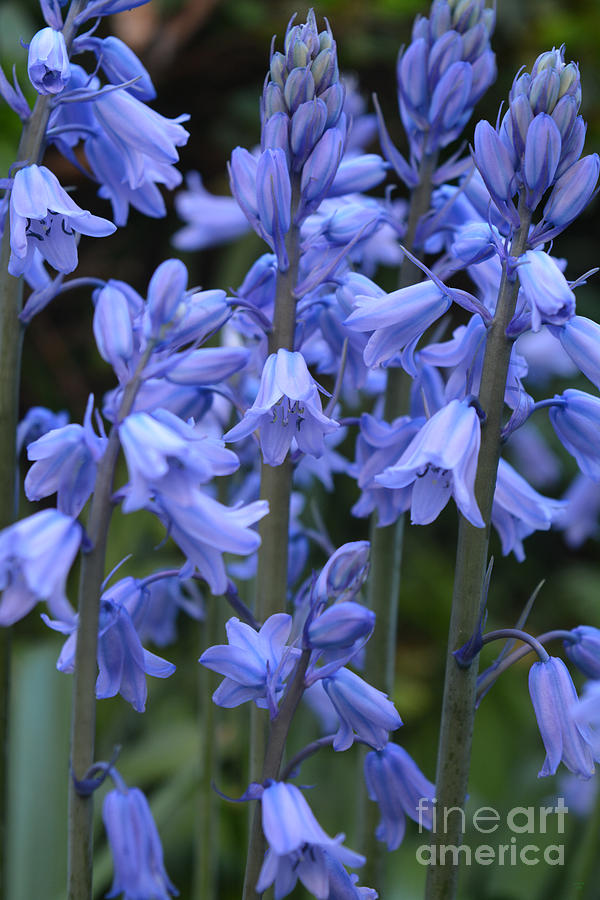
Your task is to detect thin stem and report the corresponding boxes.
[476,629,576,702]
[479,628,549,662]
[242,649,311,900]
[67,346,153,900]
[194,603,220,900]
[361,151,437,891]
[0,3,86,894]
[424,199,532,900]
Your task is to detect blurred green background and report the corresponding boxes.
[2,1,600,898]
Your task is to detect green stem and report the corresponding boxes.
[250,185,301,785]
[194,603,219,900]
[360,152,437,890]
[0,3,86,894]
[424,200,531,900]
[242,649,311,900]
[67,347,153,900]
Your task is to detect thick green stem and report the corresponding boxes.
[242,650,311,900]
[424,202,531,900]
[0,3,86,894]
[360,153,437,889]
[250,187,301,784]
[67,349,152,900]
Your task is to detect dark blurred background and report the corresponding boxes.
[2,1,600,898]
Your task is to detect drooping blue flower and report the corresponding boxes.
[529,655,595,778]
[515,250,575,333]
[307,602,375,652]
[119,408,239,512]
[25,395,107,517]
[351,413,423,527]
[321,667,402,751]
[564,627,600,680]
[314,541,370,604]
[47,579,175,712]
[491,458,566,561]
[152,486,268,595]
[92,89,189,192]
[344,281,451,369]
[8,164,115,276]
[553,315,600,391]
[17,405,69,453]
[376,399,484,528]
[172,172,250,251]
[27,26,70,95]
[93,282,136,384]
[199,614,300,711]
[0,510,81,626]
[103,783,178,899]
[256,781,365,899]
[224,349,339,466]
[75,34,156,100]
[324,855,378,899]
[556,473,600,547]
[549,389,600,481]
[128,575,204,647]
[364,742,435,851]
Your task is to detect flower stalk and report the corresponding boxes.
[67,346,153,900]
[361,151,437,890]
[0,3,86,893]
[424,199,532,900]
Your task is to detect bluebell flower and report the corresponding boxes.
[119,408,239,512]
[491,458,566,562]
[142,258,188,340]
[307,602,375,652]
[47,580,175,712]
[93,283,136,383]
[173,172,250,251]
[314,542,371,603]
[515,250,575,332]
[75,0,152,24]
[376,399,484,528]
[351,413,423,527]
[321,667,402,751]
[553,315,600,391]
[103,784,177,899]
[529,656,595,778]
[92,89,189,192]
[8,164,115,276]
[556,473,600,547]
[128,575,204,647]
[0,510,81,626]
[27,27,70,95]
[224,349,339,466]
[85,131,179,227]
[344,281,451,369]
[199,614,300,711]
[364,743,435,851]
[542,153,600,233]
[257,781,365,899]
[549,389,600,481]
[76,34,156,100]
[25,395,107,517]
[17,406,69,453]
[564,627,600,680]
[324,855,378,899]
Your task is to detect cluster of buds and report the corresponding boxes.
[474,47,599,234]
[397,0,496,159]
